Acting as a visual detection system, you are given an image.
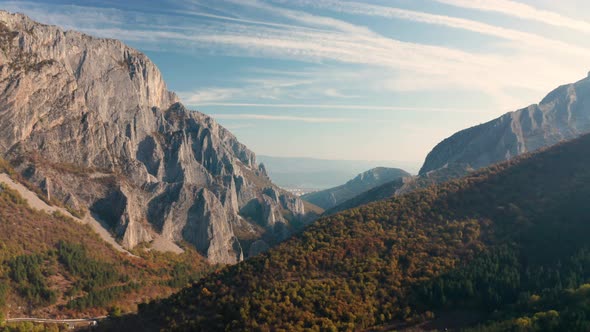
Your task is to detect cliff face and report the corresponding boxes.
[420,75,590,175]
[0,11,309,264]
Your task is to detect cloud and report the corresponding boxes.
[178,88,241,104]
[323,88,358,98]
[271,0,590,57]
[434,0,590,33]
[210,113,356,123]
[223,0,374,35]
[166,9,329,33]
[197,103,488,113]
[177,78,314,105]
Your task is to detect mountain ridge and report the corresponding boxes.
[420,74,590,175]
[301,167,410,210]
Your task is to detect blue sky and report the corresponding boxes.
[2,0,590,166]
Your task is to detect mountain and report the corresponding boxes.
[301,167,410,210]
[258,155,419,190]
[100,132,590,331]
[0,11,314,265]
[327,164,471,215]
[420,73,590,175]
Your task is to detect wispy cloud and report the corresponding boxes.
[198,103,488,113]
[323,88,358,99]
[178,88,241,104]
[273,0,590,57]
[177,78,314,104]
[434,0,590,33]
[210,113,355,123]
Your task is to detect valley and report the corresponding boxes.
[0,2,589,332]
[101,131,590,331]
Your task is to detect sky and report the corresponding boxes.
[2,0,590,166]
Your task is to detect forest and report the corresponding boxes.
[100,133,590,331]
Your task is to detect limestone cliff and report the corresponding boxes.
[0,11,310,264]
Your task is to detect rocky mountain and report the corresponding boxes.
[0,11,313,264]
[101,129,590,332]
[420,73,590,175]
[301,167,410,210]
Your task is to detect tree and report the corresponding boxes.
[109,306,123,318]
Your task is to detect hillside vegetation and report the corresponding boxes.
[0,175,211,321]
[102,133,590,331]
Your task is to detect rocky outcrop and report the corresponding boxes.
[302,167,410,210]
[420,75,590,175]
[0,11,310,264]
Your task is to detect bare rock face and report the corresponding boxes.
[0,11,310,264]
[420,75,590,175]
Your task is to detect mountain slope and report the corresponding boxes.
[301,167,410,210]
[327,164,471,215]
[0,169,209,319]
[101,132,590,331]
[0,11,313,264]
[420,74,590,175]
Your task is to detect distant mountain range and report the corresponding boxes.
[301,167,410,210]
[258,155,420,190]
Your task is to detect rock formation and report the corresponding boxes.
[420,75,590,175]
[0,11,310,264]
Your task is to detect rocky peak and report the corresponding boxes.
[0,11,312,264]
[420,74,590,175]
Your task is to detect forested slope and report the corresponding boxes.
[0,165,210,322]
[102,134,590,331]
